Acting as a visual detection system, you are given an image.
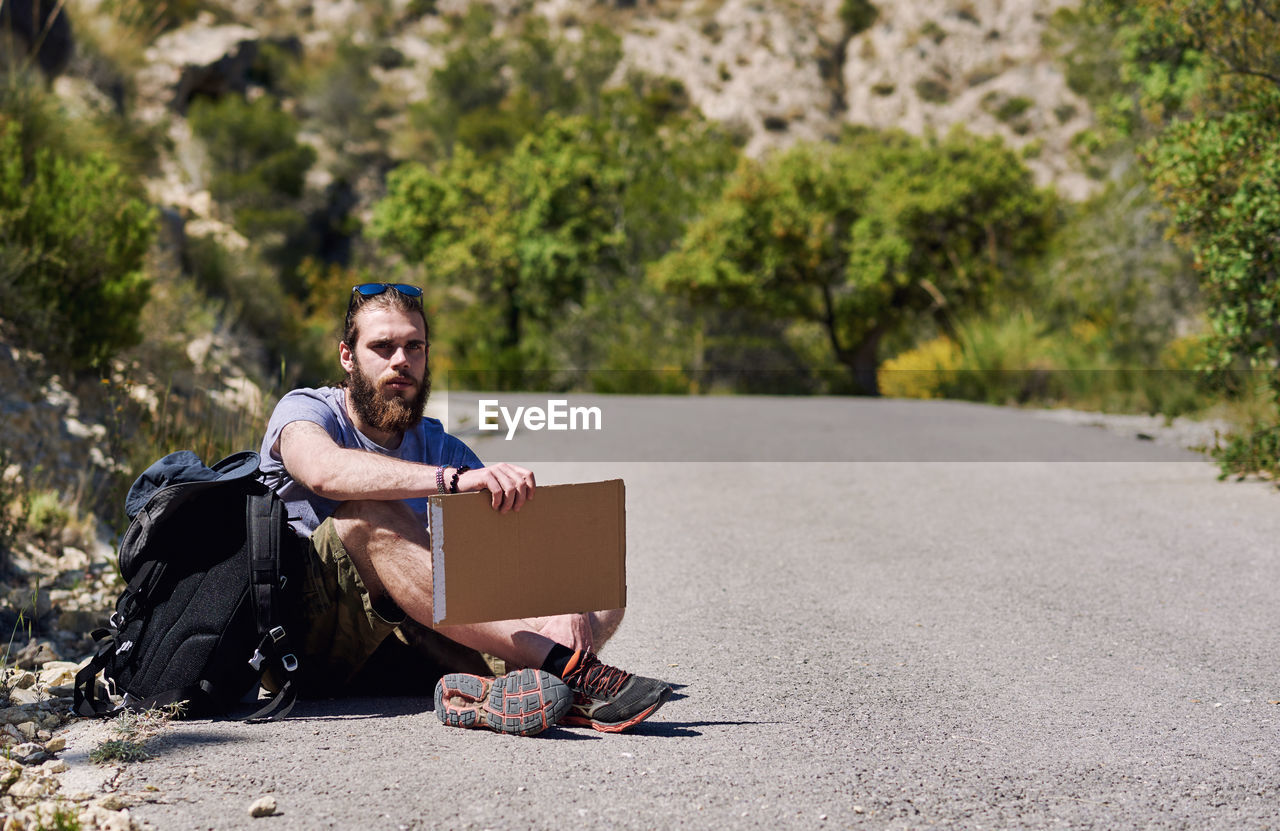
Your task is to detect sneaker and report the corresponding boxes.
[558,651,672,733]
[434,668,571,737]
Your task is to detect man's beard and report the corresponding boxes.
[347,357,430,437]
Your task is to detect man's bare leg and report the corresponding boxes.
[517,610,626,654]
[330,499,560,669]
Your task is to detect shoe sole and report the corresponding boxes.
[435,668,571,737]
[561,684,672,733]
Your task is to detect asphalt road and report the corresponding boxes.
[61,396,1280,829]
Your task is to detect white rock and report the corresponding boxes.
[7,687,43,705]
[11,742,51,765]
[82,804,135,831]
[7,773,56,798]
[135,21,263,122]
[58,547,91,571]
[208,375,264,415]
[249,796,278,817]
[40,661,79,688]
[96,795,130,811]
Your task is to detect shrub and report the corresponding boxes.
[0,123,155,370]
[840,0,879,36]
[1213,382,1280,482]
[918,20,947,45]
[188,93,316,240]
[878,337,962,399]
[0,451,25,573]
[914,77,951,104]
[940,309,1064,405]
[1038,166,1199,366]
[98,0,226,34]
[284,258,366,385]
[402,9,623,161]
[300,40,389,167]
[24,490,69,544]
[406,0,438,21]
[994,96,1033,123]
[883,310,1216,416]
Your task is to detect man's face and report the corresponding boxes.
[341,305,430,437]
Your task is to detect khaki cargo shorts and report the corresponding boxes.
[287,517,497,697]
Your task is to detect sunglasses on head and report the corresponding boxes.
[350,283,423,298]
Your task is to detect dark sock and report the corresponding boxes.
[541,643,576,677]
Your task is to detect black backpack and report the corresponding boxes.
[74,450,303,722]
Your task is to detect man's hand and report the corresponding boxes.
[538,613,594,653]
[455,463,535,513]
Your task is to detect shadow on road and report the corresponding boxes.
[148,728,249,754]
[627,720,775,738]
[269,696,432,721]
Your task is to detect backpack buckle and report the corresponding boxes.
[281,653,298,673]
[269,626,287,643]
[114,592,141,624]
[248,649,266,671]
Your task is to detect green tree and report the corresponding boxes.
[1094,1,1280,473]
[301,39,390,170]
[0,124,155,370]
[555,78,742,386]
[1039,4,1200,366]
[1128,2,1280,371]
[1039,168,1198,365]
[651,128,1056,394]
[370,115,624,386]
[405,8,623,161]
[379,18,742,392]
[188,93,316,244]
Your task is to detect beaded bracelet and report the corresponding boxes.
[449,465,470,494]
[435,465,447,495]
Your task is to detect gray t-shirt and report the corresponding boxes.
[259,387,483,536]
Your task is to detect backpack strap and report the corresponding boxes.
[72,557,169,718]
[243,491,300,722]
[245,677,297,723]
[73,631,122,717]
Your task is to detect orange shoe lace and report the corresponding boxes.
[565,652,631,697]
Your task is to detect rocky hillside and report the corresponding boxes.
[54,0,1095,272]
[622,0,1093,197]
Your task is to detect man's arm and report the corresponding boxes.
[280,420,436,501]
[279,420,536,511]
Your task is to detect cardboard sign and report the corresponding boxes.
[428,480,627,626]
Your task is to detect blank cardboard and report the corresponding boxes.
[428,479,626,625]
